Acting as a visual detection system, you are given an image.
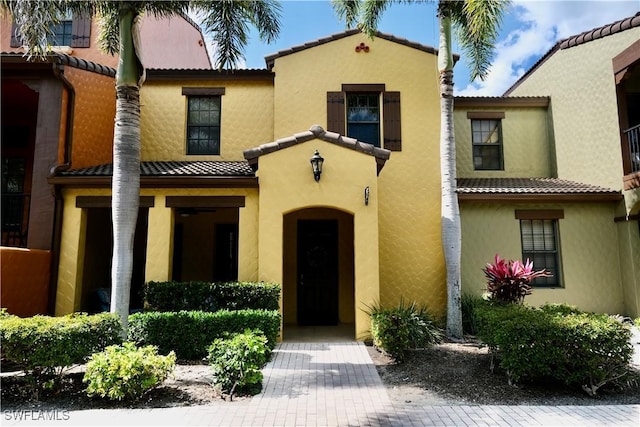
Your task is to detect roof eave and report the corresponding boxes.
[457,193,623,203]
[48,175,259,189]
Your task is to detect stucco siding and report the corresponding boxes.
[272,33,446,315]
[140,80,274,161]
[461,202,625,315]
[66,67,116,168]
[455,107,552,178]
[509,28,640,190]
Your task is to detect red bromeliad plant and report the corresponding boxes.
[483,255,552,304]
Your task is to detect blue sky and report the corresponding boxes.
[224,0,639,96]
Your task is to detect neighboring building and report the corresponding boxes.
[5,12,639,335]
[456,13,640,318]
[0,12,211,316]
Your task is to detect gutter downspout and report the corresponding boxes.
[48,59,75,314]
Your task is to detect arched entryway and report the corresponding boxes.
[282,207,354,340]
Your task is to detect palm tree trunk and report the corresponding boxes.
[110,7,141,336]
[438,3,463,340]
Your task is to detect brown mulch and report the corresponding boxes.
[2,341,639,411]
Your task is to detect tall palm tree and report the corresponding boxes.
[4,0,281,335]
[332,0,508,339]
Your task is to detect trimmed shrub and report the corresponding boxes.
[0,313,122,375]
[475,303,633,395]
[84,342,176,401]
[208,330,269,398]
[144,281,280,312]
[368,299,443,362]
[0,313,122,394]
[128,309,280,360]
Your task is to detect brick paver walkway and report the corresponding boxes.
[5,342,639,426]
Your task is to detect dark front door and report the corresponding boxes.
[297,220,339,325]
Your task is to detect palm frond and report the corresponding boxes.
[360,0,393,36]
[331,0,361,29]
[194,0,281,69]
[452,0,510,81]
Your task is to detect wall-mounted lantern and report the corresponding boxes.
[310,150,324,182]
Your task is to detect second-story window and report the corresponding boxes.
[183,87,225,156]
[471,118,503,170]
[327,84,402,151]
[49,19,73,46]
[347,93,380,147]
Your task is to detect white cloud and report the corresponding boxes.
[456,0,639,96]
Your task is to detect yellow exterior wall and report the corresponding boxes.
[256,138,381,338]
[460,202,625,315]
[508,28,640,191]
[272,33,446,315]
[455,107,552,178]
[54,187,259,314]
[140,80,274,161]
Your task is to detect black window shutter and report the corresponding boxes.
[71,13,91,47]
[326,92,345,134]
[10,21,21,48]
[383,91,401,151]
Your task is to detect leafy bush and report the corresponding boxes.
[368,299,443,362]
[461,293,487,336]
[208,330,269,398]
[128,309,280,360]
[0,313,122,389]
[84,342,175,401]
[483,255,550,303]
[144,281,280,312]
[475,303,633,395]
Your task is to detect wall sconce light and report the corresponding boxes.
[364,186,370,206]
[310,150,324,182]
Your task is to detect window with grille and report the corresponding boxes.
[186,96,221,155]
[519,218,561,287]
[471,119,503,170]
[347,93,380,147]
[49,20,73,46]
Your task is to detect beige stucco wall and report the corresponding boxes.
[140,80,274,161]
[271,33,446,315]
[455,107,553,178]
[460,202,626,315]
[256,138,381,338]
[508,27,640,192]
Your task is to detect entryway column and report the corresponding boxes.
[145,195,173,282]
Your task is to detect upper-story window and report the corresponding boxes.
[183,87,225,155]
[516,210,563,287]
[327,84,401,151]
[10,14,91,48]
[468,112,505,170]
[347,93,380,147]
[49,14,73,46]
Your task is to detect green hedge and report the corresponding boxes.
[144,281,280,312]
[476,303,633,396]
[0,312,122,378]
[128,309,280,360]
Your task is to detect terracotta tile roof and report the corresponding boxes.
[1,52,115,77]
[264,29,450,69]
[243,125,391,175]
[457,178,622,201]
[504,12,640,96]
[58,161,255,177]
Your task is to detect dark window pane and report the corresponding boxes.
[348,123,380,147]
[471,119,503,170]
[186,96,221,155]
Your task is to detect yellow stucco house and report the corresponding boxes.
[48,14,640,339]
